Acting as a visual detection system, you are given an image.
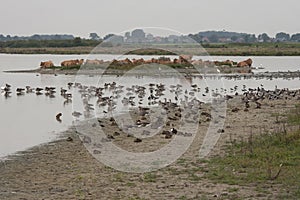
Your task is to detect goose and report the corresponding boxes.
[56,113,62,122]
[67,82,74,88]
[16,88,25,93]
[16,88,25,96]
[60,88,67,95]
[72,111,82,118]
[36,87,43,92]
[25,86,34,93]
[171,128,178,134]
[1,85,11,92]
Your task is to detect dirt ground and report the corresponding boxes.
[0,95,298,200]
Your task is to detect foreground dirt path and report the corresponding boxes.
[0,96,297,200]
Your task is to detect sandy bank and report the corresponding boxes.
[0,94,299,199]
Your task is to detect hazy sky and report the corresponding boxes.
[1,0,299,38]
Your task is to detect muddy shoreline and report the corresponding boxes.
[1,93,299,199]
[4,68,300,80]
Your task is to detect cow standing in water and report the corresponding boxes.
[40,61,54,68]
[61,59,84,67]
[237,58,253,67]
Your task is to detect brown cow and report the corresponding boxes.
[124,58,132,65]
[61,59,84,67]
[245,58,253,66]
[179,55,193,63]
[61,60,75,67]
[40,61,54,68]
[144,59,153,64]
[173,58,179,64]
[78,59,84,65]
[223,60,234,66]
[158,57,172,64]
[151,58,159,63]
[237,58,253,67]
[111,59,120,66]
[237,61,248,67]
[132,58,145,65]
[214,60,234,67]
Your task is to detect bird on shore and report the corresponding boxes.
[56,113,62,122]
[16,88,25,92]
[67,82,74,88]
[72,111,82,118]
[25,86,34,93]
[16,88,25,96]
[36,87,43,92]
[60,88,67,95]
[1,84,11,92]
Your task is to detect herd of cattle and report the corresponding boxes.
[40,59,84,68]
[40,56,253,69]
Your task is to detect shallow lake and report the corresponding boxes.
[0,54,299,158]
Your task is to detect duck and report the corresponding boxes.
[25,86,34,93]
[1,84,11,92]
[56,113,62,122]
[16,88,25,93]
[36,87,43,92]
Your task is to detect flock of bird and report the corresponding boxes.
[2,79,300,144]
[1,81,300,125]
[1,84,64,99]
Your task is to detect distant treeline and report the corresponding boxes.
[0,30,300,49]
[188,31,300,43]
[0,34,74,41]
[0,38,101,48]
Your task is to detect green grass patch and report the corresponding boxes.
[206,104,300,198]
[61,65,81,70]
[1,42,300,56]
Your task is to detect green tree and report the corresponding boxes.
[230,35,238,42]
[188,34,203,43]
[258,33,271,42]
[73,37,82,46]
[291,33,300,42]
[276,32,290,41]
[243,34,250,43]
[103,34,115,41]
[89,33,100,40]
[208,34,219,43]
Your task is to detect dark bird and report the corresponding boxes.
[36,87,43,92]
[72,111,82,118]
[134,138,142,143]
[171,128,178,134]
[16,88,25,92]
[56,113,62,122]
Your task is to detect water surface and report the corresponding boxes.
[0,54,299,158]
